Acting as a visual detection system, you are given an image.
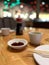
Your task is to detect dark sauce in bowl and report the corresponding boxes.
[11,42,24,46]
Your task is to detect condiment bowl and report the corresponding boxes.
[7,38,28,49]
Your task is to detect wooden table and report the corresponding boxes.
[0,28,49,65]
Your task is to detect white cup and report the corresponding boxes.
[29,32,43,45]
[1,28,10,36]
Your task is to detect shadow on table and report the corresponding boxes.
[45,38,49,42]
[29,42,41,47]
[33,57,39,65]
[7,46,27,53]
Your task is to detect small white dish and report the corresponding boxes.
[1,28,10,35]
[33,45,49,65]
[0,29,15,34]
[7,38,28,49]
[10,30,15,33]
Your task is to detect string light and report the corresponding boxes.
[4,1,8,5]
[7,0,10,2]
[42,2,45,5]
[4,0,21,8]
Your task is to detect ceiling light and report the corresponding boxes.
[4,1,8,5]
[20,4,24,8]
[7,0,10,2]
[42,2,45,5]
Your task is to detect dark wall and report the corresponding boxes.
[33,21,49,29]
[0,17,49,29]
[0,17,16,29]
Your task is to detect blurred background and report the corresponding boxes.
[0,0,49,29]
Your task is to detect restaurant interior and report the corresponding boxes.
[0,0,49,65]
[0,0,49,29]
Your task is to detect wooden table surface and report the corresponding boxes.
[0,28,49,65]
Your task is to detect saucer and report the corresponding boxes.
[0,29,15,33]
[9,30,15,33]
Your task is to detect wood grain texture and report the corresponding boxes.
[0,28,49,65]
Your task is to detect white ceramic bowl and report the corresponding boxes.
[7,38,28,49]
[29,32,43,45]
[1,28,10,35]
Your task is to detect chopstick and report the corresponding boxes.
[27,48,49,58]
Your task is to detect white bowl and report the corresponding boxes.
[29,32,43,45]
[1,28,10,35]
[7,38,28,49]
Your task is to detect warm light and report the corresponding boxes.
[29,12,36,20]
[23,13,29,19]
[3,11,11,17]
[20,4,24,8]
[29,27,33,30]
[20,14,24,18]
[14,15,19,18]
[8,12,12,17]
[42,2,45,5]
[3,11,8,17]
[39,13,49,21]
[16,10,21,15]
[24,27,28,31]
